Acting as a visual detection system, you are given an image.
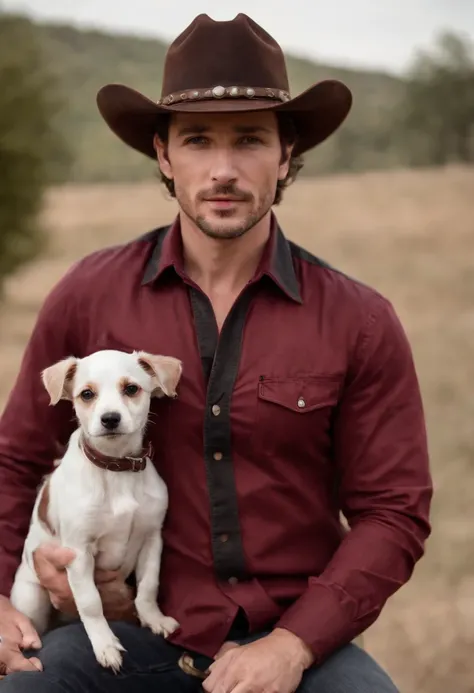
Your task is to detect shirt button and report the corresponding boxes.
[220,534,229,543]
[228,576,238,585]
[213,451,223,461]
[212,404,221,416]
[297,397,306,408]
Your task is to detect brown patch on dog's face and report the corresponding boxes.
[72,382,99,427]
[118,377,142,400]
[75,381,98,406]
[64,363,77,387]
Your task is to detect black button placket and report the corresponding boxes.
[189,285,255,583]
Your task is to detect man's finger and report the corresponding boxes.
[27,657,43,671]
[94,569,120,584]
[33,552,72,592]
[35,544,76,570]
[5,649,43,674]
[226,682,251,693]
[14,611,42,649]
[50,593,61,609]
[203,658,239,693]
[214,641,239,659]
[15,614,42,650]
[202,662,220,691]
[50,594,78,617]
[35,562,69,593]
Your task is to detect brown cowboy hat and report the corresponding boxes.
[96,13,352,159]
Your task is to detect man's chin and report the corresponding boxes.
[202,226,250,240]
[194,212,261,240]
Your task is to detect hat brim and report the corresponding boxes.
[96,79,352,159]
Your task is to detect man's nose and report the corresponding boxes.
[210,148,238,184]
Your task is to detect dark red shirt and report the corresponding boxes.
[0,214,432,664]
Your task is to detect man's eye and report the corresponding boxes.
[239,136,262,145]
[80,389,95,401]
[184,136,208,145]
[124,384,140,396]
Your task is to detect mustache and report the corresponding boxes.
[198,184,253,202]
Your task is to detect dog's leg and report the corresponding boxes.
[10,562,51,635]
[65,546,125,672]
[134,530,179,638]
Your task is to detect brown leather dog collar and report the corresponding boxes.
[79,435,152,472]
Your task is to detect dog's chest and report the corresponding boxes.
[93,474,167,571]
[99,491,141,534]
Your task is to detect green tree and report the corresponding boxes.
[398,31,474,166]
[0,12,70,296]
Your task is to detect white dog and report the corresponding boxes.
[10,348,182,672]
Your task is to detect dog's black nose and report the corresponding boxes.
[101,412,121,430]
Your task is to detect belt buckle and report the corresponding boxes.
[177,653,210,680]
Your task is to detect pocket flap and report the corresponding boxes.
[258,375,341,413]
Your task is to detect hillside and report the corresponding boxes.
[26,18,405,182]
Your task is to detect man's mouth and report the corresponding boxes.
[206,196,242,202]
[205,197,245,209]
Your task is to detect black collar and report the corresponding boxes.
[141,214,302,304]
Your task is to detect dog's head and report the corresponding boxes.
[41,349,182,441]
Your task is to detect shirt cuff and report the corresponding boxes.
[274,579,376,665]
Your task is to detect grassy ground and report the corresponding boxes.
[1,165,473,692]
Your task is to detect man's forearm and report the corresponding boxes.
[0,418,72,597]
[0,460,50,596]
[0,433,72,596]
[274,502,431,664]
[0,268,81,597]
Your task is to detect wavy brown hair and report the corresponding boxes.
[154,112,304,205]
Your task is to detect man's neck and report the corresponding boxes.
[180,211,272,297]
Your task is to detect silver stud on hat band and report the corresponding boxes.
[157,85,291,106]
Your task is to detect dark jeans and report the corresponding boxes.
[0,620,399,693]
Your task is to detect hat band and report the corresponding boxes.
[157,85,291,106]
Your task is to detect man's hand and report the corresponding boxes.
[203,628,314,693]
[33,543,138,623]
[0,595,43,675]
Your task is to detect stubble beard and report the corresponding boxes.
[177,187,274,240]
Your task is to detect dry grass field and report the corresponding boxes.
[1,165,473,692]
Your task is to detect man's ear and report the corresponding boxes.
[153,134,173,180]
[137,352,183,398]
[41,356,78,405]
[278,141,294,181]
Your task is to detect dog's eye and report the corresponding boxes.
[123,384,139,397]
[80,389,95,401]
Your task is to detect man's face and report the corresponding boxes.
[154,111,292,240]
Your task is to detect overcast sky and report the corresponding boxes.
[2,0,473,73]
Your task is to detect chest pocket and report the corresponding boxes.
[252,375,343,461]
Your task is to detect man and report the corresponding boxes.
[0,12,432,693]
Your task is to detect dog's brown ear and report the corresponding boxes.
[41,356,78,405]
[137,352,183,399]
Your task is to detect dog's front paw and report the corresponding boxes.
[91,633,126,673]
[154,614,180,638]
[148,614,180,638]
[137,605,180,638]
